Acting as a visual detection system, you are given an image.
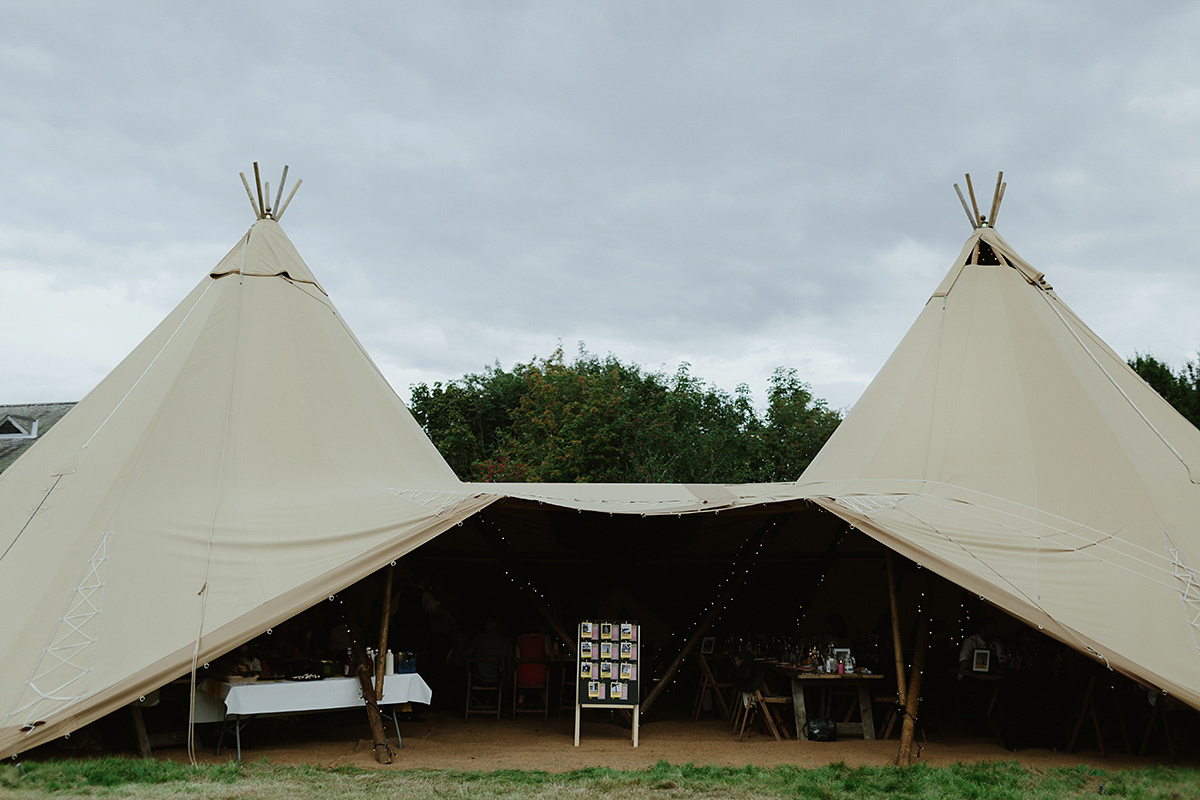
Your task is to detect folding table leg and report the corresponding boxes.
[391,710,402,749]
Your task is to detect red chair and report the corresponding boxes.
[513,633,550,718]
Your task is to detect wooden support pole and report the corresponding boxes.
[991,182,1007,227]
[894,612,929,766]
[276,179,302,221]
[274,166,288,214]
[965,173,981,226]
[239,172,261,218]
[342,601,394,764]
[375,565,394,695]
[640,514,787,717]
[252,162,265,219]
[988,171,1004,224]
[642,592,731,717]
[953,184,977,228]
[885,552,907,707]
[130,704,152,759]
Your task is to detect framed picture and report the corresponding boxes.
[700,636,715,655]
[833,648,851,662]
[972,648,991,673]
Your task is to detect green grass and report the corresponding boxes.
[1,759,1198,799]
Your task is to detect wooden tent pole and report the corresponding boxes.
[893,611,928,766]
[375,565,395,695]
[274,166,288,215]
[988,171,1004,224]
[991,182,1007,227]
[953,184,977,229]
[641,592,728,716]
[275,179,302,221]
[342,601,394,764]
[640,513,787,717]
[239,172,261,218]
[252,162,265,219]
[886,551,907,707]
[965,173,981,225]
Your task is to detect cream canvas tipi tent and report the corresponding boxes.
[792,192,1200,711]
[0,176,501,756]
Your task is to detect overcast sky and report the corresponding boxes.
[3,2,1200,413]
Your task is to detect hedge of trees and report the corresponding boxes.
[409,346,841,484]
[1128,353,1200,430]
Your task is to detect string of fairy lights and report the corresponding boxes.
[790,527,847,632]
[475,513,553,605]
[657,514,785,666]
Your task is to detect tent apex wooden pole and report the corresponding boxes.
[953,184,976,229]
[988,171,1004,225]
[965,173,981,226]
[239,172,261,218]
[276,178,302,221]
[274,166,288,216]
[992,182,1007,227]
[252,162,265,220]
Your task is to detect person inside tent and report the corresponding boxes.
[957,617,1006,736]
[390,572,456,714]
[959,618,1005,672]
[464,616,513,686]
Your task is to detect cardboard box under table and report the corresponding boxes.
[202,674,432,761]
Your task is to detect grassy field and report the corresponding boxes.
[1,758,1198,799]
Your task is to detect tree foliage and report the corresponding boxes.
[1128,353,1200,429]
[409,346,841,484]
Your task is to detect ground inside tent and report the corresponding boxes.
[38,709,1197,772]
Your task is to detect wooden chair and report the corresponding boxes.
[513,632,551,719]
[464,658,504,721]
[693,653,734,720]
[734,688,789,742]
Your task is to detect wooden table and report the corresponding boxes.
[202,674,432,761]
[768,666,884,740]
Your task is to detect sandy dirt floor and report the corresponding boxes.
[140,709,1196,773]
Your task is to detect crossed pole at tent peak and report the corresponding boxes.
[238,162,302,222]
[953,172,1006,230]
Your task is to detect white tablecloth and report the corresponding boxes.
[203,674,432,717]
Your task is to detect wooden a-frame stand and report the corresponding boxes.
[574,702,640,747]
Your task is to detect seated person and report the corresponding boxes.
[464,617,513,684]
[959,618,1005,672]
[233,643,262,676]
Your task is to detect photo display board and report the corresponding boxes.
[576,620,640,706]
